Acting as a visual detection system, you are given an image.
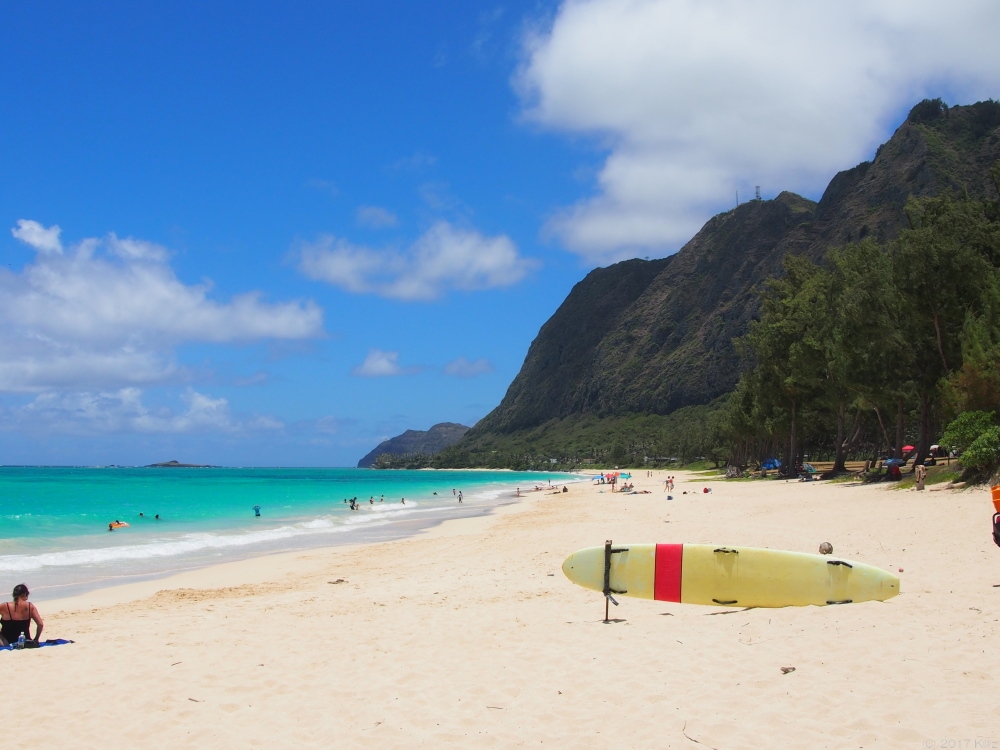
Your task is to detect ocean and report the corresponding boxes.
[0,467,577,599]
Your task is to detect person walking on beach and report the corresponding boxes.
[0,584,43,646]
[915,463,927,491]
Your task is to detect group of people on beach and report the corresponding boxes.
[664,476,675,492]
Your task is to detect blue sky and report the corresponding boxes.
[1,1,998,466]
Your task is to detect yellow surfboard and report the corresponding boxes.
[562,543,899,608]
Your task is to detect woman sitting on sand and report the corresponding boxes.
[0,584,43,646]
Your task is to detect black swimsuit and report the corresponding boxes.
[1,602,31,644]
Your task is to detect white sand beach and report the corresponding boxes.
[9,471,1000,748]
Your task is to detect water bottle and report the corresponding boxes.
[16,633,25,650]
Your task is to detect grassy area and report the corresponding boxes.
[894,463,961,490]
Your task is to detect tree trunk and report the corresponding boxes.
[787,399,797,474]
[833,398,847,472]
[895,398,905,460]
[914,393,931,466]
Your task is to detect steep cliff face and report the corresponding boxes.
[469,100,1000,439]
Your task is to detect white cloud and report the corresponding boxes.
[516,0,1000,264]
[106,233,169,262]
[299,221,536,301]
[351,349,418,377]
[444,356,494,378]
[391,152,438,170]
[356,205,399,229]
[1,221,324,391]
[9,388,277,435]
[12,219,63,254]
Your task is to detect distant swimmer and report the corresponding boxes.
[108,523,114,532]
[155,514,160,520]
[253,505,261,517]
[380,495,384,502]
[433,491,438,495]
[458,491,463,503]
[401,497,405,504]
[138,512,144,517]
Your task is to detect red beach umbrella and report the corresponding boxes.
[902,445,915,452]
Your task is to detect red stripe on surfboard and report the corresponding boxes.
[654,544,683,602]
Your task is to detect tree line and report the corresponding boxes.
[722,162,1000,477]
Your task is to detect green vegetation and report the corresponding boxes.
[726,160,1000,480]
[430,403,728,471]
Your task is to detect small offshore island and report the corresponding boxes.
[144,460,216,468]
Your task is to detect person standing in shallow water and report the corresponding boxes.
[0,584,43,646]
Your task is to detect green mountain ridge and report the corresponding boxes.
[357,422,470,468]
[435,100,1000,468]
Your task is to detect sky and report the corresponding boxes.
[1,0,998,467]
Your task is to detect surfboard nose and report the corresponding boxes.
[562,547,604,593]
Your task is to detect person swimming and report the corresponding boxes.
[253,505,261,517]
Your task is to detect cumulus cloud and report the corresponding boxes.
[356,205,399,229]
[12,219,63,254]
[516,0,1000,264]
[8,387,282,435]
[1,221,324,391]
[299,221,536,301]
[443,356,494,378]
[351,349,418,377]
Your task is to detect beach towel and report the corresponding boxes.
[1,639,74,652]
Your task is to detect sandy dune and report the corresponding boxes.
[9,471,1000,748]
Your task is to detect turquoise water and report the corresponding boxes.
[0,467,575,598]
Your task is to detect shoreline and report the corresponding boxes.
[39,490,536,614]
[34,475,588,608]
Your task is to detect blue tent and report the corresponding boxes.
[760,458,782,470]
